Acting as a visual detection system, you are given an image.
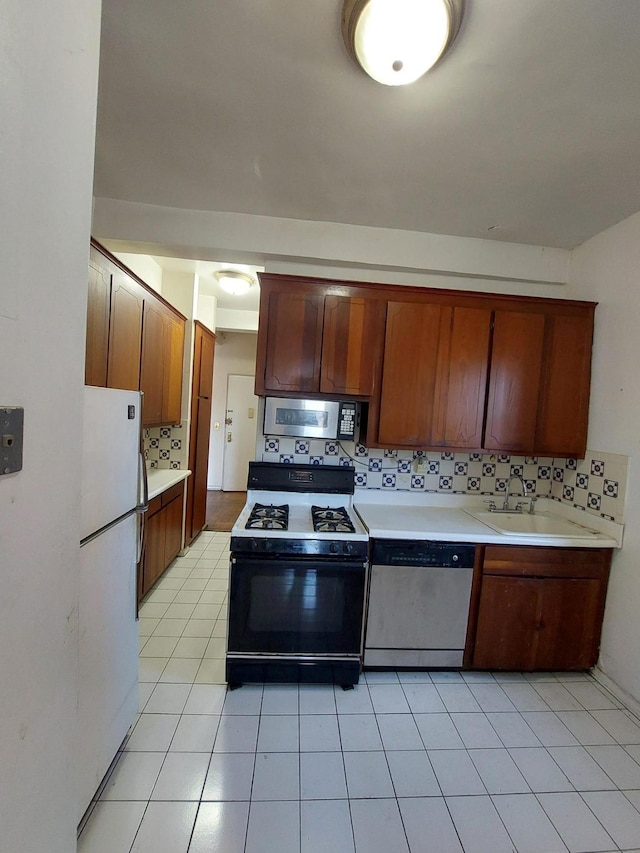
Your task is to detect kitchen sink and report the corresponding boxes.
[464,510,600,538]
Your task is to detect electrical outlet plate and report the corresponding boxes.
[1,406,24,475]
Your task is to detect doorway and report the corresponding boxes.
[222,374,259,491]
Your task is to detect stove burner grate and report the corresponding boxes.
[311,505,355,534]
[245,503,289,531]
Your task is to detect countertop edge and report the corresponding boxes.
[147,468,191,501]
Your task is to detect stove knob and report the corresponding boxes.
[329,542,339,554]
[344,542,353,555]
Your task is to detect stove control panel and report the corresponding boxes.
[231,536,368,560]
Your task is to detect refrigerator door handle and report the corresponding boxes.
[136,451,149,513]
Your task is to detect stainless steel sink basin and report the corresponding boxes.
[464,510,600,538]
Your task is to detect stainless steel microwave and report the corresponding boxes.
[263,397,359,441]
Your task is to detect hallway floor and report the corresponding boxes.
[78,531,640,853]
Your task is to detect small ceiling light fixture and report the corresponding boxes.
[342,0,464,86]
[215,270,254,296]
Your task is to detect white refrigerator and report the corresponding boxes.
[77,386,148,822]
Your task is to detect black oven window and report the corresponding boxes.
[248,570,343,635]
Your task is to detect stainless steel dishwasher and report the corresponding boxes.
[364,539,476,668]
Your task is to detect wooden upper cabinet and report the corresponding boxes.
[536,311,593,457]
[377,302,491,448]
[485,304,594,457]
[85,247,112,386]
[432,306,492,448]
[377,301,444,446]
[484,310,546,453]
[163,309,185,425]
[261,290,324,394]
[140,295,185,427]
[320,295,386,397]
[106,269,144,391]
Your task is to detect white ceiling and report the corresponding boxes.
[95,0,640,252]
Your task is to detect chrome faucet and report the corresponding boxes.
[503,475,528,511]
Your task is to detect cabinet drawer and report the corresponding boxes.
[483,545,612,579]
[161,481,184,507]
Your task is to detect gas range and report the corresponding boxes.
[231,462,369,558]
[227,461,370,687]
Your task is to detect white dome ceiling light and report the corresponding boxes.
[342,0,464,86]
[215,270,255,296]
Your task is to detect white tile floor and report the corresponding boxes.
[78,530,640,853]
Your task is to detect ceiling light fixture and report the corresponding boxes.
[342,0,464,86]
[215,270,254,296]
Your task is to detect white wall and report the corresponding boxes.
[208,333,258,489]
[565,211,640,705]
[0,2,100,851]
[114,252,164,293]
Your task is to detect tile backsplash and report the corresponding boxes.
[144,421,187,470]
[259,437,627,524]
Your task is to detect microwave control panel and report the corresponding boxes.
[337,402,357,441]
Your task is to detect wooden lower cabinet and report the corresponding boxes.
[467,545,612,671]
[140,481,185,599]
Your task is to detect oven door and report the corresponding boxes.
[228,558,366,656]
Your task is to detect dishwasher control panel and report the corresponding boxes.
[371,539,475,568]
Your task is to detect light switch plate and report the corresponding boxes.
[1,407,24,475]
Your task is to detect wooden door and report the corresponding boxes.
[162,309,185,425]
[139,298,165,426]
[85,248,111,386]
[484,310,546,453]
[186,323,216,544]
[432,306,492,448]
[535,311,594,457]
[107,269,144,391]
[320,295,385,396]
[261,290,324,393]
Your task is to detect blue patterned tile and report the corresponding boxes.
[563,485,574,501]
[497,454,511,463]
[384,449,397,458]
[265,437,280,453]
[382,473,396,488]
[355,472,367,487]
[411,475,425,489]
[509,464,523,476]
[325,441,339,455]
[439,475,452,490]
[279,454,294,463]
[467,477,480,491]
[538,466,551,479]
[587,492,602,510]
[441,451,454,460]
[553,467,564,482]
[295,439,309,454]
[482,462,495,476]
[590,458,605,476]
[603,479,619,497]
[454,462,468,475]
[397,459,411,473]
[355,444,368,457]
[368,458,382,472]
[576,473,589,490]
[309,456,324,465]
[566,457,577,470]
[427,461,440,475]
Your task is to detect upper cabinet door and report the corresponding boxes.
[261,290,324,394]
[106,269,144,392]
[85,248,112,387]
[140,298,165,426]
[484,310,546,453]
[162,309,185,425]
[431,306,492,448]
[377,301,444,446]
[377,302,492,449]
[535,312,593,457]
[320,295,386,397]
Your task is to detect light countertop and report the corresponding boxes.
[353,491,623,549]
[147,468,191,501]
